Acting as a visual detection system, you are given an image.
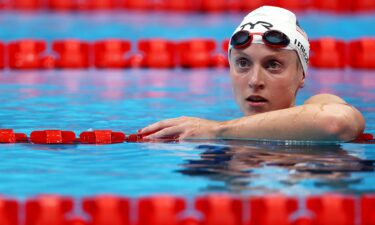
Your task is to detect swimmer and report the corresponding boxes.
[138,6,365,142]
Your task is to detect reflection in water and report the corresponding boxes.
[177,142,375,195]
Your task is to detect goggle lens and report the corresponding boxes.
[230,30,290,49]
[230,30,251,47]
[263,30,290,47]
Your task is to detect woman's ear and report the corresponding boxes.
[299,72,305,88]
[295,53,305,89]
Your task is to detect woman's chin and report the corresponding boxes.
[243,107,268,116]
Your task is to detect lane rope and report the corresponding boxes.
[0,129,373,144]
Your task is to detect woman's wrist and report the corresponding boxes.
[214,121,233,139]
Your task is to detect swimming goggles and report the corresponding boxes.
[230,30,291,49]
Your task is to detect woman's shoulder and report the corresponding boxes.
[304,93,347,105]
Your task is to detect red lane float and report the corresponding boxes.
[178,217,201,225]
[2,194,375,225]
[15,132,28,142]
[0,197,18,225]
[11,0,42,10]
[196,195,243,225]
[348,38,375,69]
[222,39,229,51]
[178,39,216,68]
[310,38,347,68]
[80,130,126,144]
[211,53,229,68]
[355,133,374,141]
[93,39,130,68]
[361,194,375,225]
[211,39,230,68]
[66,217,88,225]
[127,129,179,143]
[77,0,117,10]
[127,133,146,143]
[48,0,117,11]
[8,40,47,69]
[273,0,310,11]
[163,0,198,12]
[136,196,186,225]
[30,130,76,144]
[2,128,375,144]
[127,129,161,143]
[306,194,355,225]
[0,42,4,69]
[0,38,375,69]
[136,39,177,68]
[312,0,352,12]
[242,0,271,11]
[46,0,76,10]
[200,0,233,13]
[0,129,16,143]
[52,40,90,68]
[122,0,153,10]
[312,0,375,12]
[83,195,130,225]
[0,129,28,143]
[353,133,375,144]
[249,195,298,225]
[25,195,74,225]
[2,0,375,12]
[352,0,375,12]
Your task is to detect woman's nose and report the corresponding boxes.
[248,66,265,90]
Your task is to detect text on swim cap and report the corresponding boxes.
[239,21,273,31]
[294,39,309,63]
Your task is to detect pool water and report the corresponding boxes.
[0,11,375,199]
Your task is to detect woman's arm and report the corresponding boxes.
[139,94,365,142]
[217,101,364,141]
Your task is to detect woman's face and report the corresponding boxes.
[229,44,305,116]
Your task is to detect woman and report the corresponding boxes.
[137,6,365,142]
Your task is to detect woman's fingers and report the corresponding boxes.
[139,117,190,134]
[138,119,174,135]
[137,117,220,141]
[146,126,184,140]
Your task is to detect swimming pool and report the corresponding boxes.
[0,5,375,212]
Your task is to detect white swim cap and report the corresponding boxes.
[229,6,310,75]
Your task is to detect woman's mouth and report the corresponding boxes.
[246,95,268,107]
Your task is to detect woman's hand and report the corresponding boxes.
[138,116,221,140]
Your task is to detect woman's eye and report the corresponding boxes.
[267,60,282,70]
[235,58,250,69]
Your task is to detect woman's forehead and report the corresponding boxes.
[231,44,296,59]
